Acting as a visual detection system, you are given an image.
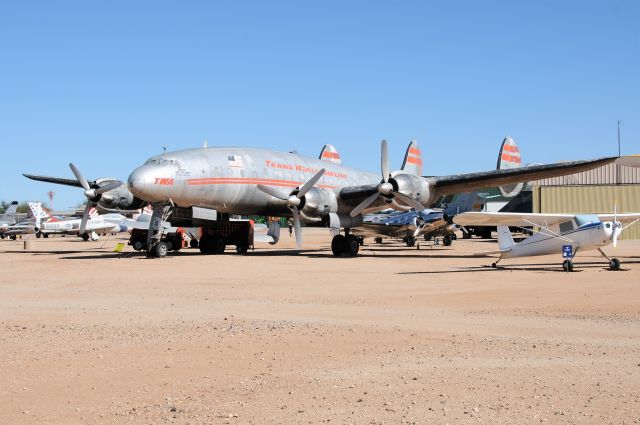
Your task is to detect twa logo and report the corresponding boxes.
[154,177,174,186]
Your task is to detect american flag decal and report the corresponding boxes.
[227,155,244,167]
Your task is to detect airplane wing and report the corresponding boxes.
[427,157,617,195]
[598,213,640,224]
[23,173,88,188]
[454,212,576,227]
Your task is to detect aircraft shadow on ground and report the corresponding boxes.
[398,260,640,274]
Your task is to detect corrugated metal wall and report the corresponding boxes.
[532,185,640,239]
[532,164,640,186]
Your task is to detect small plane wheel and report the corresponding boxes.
[81,233,90,241]
[236,245,248,254]
[562,260,574,272]
[443,235,453,246]
[36,232,42,239]
[609,258,621,270]
[132,240,144,251]
[491,262,497,268]
[331,234,346,257]
[0,235,4,239]
[189,239,199,249]
[345,235,360,257]
[154,241,168,258]
[43,233,49,238]
[10,235,17,240]
[405,237,416,247]
[374,237,383,244]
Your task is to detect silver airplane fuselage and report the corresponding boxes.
[128,147,382,216]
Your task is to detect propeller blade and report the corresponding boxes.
[393,192,425,211]
[79,203,91,235]
[381,140,390,182]
[297,168,326,198]
[291,206,302,248]
[69,163,90,191]
[257,184,289,201]
[94,180,122,195]
[350,192,380,217]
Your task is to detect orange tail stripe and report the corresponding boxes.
[503,144,520,153]
[407,156,422,165]
[501,153,522,163]
[408,147,421,156]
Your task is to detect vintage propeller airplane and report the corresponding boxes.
[453,210,640,271]
[123,139,630,257]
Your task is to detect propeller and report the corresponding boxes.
[612,201,622,247]
[69,163,122,234]
[257,168,326,248]
[350,140,424,217]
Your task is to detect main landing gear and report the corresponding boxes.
[331,230,360,257]
[598,248,621,271]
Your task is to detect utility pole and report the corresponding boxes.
[617,120,623,157]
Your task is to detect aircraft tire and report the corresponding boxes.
[374,237,383,244]
[36,232,42,239]
[10,235,17,240]
[81,233,90,241]
[213,237,226,254]
[609,258,621,270]
[236,245,248,254]
[132,240,144,251]
[562,260,574,272]
[405,237,416,247]
[43,233,49,238]
[345,235,360,257]
[331,235,346,257]
[443,235,453,247]
[189,239,199,249]
[154,241,168,258]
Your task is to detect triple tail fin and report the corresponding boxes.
[497,226,515,251]
[319,144,341,164]
[401,140,422,176]
[497,136,524,197]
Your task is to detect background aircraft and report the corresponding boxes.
[453,211,640,271]
[0,201,19,238]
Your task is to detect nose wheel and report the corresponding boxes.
[562,259,574,272]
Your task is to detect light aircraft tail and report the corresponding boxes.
[88,206,99,219]
[497,225,515,251]
[27,202,50,229]
[319,144,341,164]
[401,140,422,176]
[3,201,18,218]
[497,137,524,198]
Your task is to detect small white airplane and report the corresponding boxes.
[453,211,640,271]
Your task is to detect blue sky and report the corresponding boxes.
[1,1,638,209]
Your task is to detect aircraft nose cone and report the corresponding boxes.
[127,166,153,200]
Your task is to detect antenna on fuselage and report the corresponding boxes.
[162,145,167,153]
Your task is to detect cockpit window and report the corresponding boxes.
[144,157,181,167]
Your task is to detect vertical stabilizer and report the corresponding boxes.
[319,144,341,164]
[401,140,423,176]
[3,201,18,218]
[497,226,515,251]
[497,137,524,197]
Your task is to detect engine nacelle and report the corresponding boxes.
[390,172,432,207]
[95,179,146,212]
[300,187,338,222]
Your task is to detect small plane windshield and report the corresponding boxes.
[575,214,600,227]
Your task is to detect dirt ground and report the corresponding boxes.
[1,229,639,424]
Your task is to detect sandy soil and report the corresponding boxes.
[1,229,639,424]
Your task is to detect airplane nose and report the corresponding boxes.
[127,166,152,199]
